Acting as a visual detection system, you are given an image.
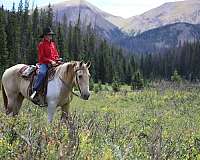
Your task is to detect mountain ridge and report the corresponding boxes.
[120,22,200,53]
[122,0,200,34]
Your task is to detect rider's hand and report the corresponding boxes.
[51,61,57,66]
[57,61,62,64]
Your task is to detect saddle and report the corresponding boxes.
[18,64,59,106]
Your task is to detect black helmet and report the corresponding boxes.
[40,27,55,38]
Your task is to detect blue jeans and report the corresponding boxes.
[33,64,48,92]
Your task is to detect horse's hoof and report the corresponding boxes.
[7,112,14,117]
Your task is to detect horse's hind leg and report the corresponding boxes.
[6,96,15,116]
[6,93,24,116]
[13,93,24,115]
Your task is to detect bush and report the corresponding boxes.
[112,80,120,92]
[89,79,94,91]
[171,70,182,84]
[97,81,102,91]
[94,81,102,93]
[131,71,144,90]
[94,85,99,93]
[104,83,109,91]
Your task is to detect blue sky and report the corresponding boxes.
[1,0,183,18]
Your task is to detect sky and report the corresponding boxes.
[1,0,184,18]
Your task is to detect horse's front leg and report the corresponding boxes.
[61,103,70,122]
[47,100,57,123]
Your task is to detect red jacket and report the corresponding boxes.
[38,38,60,64]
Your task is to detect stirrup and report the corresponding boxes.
[30,91,37,99]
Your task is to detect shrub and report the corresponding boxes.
[97,81,102,91]
[89,79,94,91]
[94,85,99,93]
[104,83,109,91]
[171,70,182,84]
[94,81,102,93]
[112,80,120,92]
[131,71,144,90]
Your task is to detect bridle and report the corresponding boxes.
[73,68,83,97]
[59,68,85,98]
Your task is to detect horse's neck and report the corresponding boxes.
[52,65,75,103]
[55,64,75,90]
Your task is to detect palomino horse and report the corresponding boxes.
[1,61,91,123]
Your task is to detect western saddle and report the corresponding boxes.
[18,64,59,106]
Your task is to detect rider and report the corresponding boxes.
[30,27,60,99]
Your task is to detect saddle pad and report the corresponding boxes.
[19,65,37,78]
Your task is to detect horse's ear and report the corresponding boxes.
[72,62,76,68]
[80,61,84,67]
[86,61,91,68]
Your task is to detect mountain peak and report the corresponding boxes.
[52,0,103,14]
[123,0,200,34]
[56,0,88,6]
[49,0,126,29]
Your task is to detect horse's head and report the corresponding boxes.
[74,61,91,100]
[60,61,91,100]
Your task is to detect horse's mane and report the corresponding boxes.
[57,61,89,79]
[56,62,76,84]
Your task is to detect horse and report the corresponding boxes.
[1,61,91,123]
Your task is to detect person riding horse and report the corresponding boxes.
[30,27,61,100]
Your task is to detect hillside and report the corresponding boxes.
[120,23,200,53]
[122,0,200,34]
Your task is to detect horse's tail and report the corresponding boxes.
[1,83,8,111]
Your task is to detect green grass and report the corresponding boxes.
[1,84,200,159]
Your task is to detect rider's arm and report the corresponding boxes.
[52,42,60,60]
[38,43,53,64]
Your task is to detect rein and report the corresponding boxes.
[75,68,82,97]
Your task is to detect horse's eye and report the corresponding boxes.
[78,75,83,79]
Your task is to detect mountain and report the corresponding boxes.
[48,0,125,40]
[42,0,200,53]
[122,0,200,34]
[120,23,200,53]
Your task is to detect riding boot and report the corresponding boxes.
[30,91,37,99]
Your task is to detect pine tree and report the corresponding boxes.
[25,6,39,64]
[40,9,47,30]
[6,3,20,66]
[0,6,8,76]
[47,3,53,27]
[18,0,23,16]
[72,18,82,60]
[62,13,68,37]
[56,23,64,58]
[68,22,73,59]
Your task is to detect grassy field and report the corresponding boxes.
[1,83,200,159]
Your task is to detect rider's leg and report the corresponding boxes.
[31,64,48,99]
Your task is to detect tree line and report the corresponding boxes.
[0,1,137,84]
[139,41,200,81]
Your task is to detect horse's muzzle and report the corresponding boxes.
[82,93,90,100]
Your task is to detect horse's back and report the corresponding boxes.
[2,64,27,94]
[2,64,26,77]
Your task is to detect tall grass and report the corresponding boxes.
[1,83,200,159]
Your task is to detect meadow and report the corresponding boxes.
[1,82,200,159]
